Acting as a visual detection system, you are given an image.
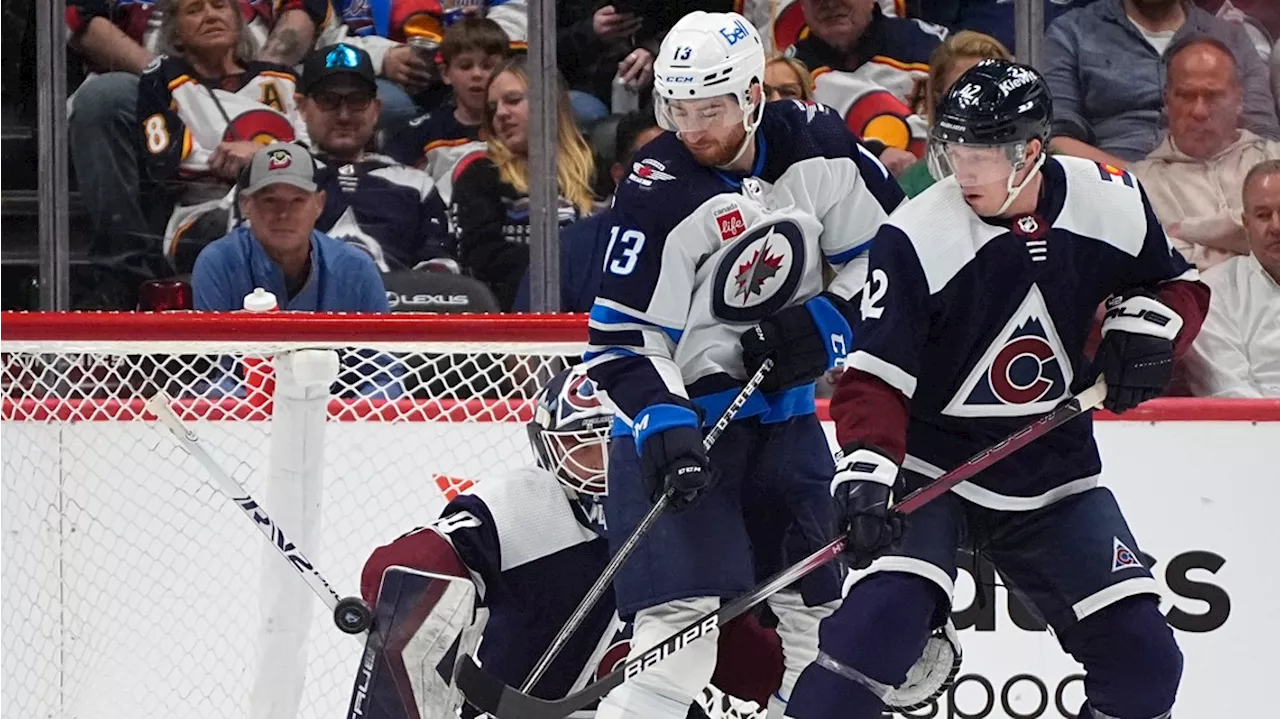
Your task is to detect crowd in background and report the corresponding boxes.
[33,0,1280,397]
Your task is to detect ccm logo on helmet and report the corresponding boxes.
[662,75,695,84]
[719,19,751,46]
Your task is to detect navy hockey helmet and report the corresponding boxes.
[931,58,1052,147]
[928,59,1053,215]
[527,368,613,496]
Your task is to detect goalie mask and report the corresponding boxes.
[528,369,613,496]
[653,11,765,167]
[928,58,1052,216]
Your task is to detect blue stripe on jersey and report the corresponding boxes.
[630,403,700,448]
[692,382,817,426]
[583,347,639,362]
[825,238,873,265]
[588,303,683,343]
[805,295,853,369]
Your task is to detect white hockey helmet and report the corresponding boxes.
[527,368,613,496]
[653,12,766,142]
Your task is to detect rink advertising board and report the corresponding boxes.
[818,400,1279,718]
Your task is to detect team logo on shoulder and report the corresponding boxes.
[713,202,746,242]
[711,219,805,323]
[628,158,675,187]
[1112,537,1143,573]
[943,284,1073,417]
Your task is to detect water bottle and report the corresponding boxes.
[612,72,640,114]
[242,288,279,410]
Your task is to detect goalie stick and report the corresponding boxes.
[146,392,373,635]
[520,359,774,693]
[455,379,1108,719]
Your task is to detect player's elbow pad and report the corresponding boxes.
[1101,292,1183,341]
[360,528,471,605]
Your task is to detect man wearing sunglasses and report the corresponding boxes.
[298,44,454,272]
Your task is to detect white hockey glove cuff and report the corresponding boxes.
[1101,293,1183,341]
[831,446,899,496]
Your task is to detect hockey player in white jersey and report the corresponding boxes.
[783,60,1211,719]
[357,369,781,718]
[581,11,906,719]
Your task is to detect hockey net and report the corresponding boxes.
[0,312,585,719]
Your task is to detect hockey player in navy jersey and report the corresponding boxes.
[782,59,1211,719]
[581,10,905,719]
[358,369,781,718]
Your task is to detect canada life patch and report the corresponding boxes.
[714,204,746,242]
[943,284,1074,417]
[1112,537,1143,573]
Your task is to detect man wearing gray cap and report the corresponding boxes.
[192,141,388,312]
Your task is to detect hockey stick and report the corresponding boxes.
[519,358,775,693]
[145,392,373,635]
[455,379,1108,719]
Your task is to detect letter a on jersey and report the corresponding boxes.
[943,284,1073,417]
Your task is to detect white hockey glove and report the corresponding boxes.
[884,619,962,711]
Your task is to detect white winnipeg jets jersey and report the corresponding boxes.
[583,100,905,427]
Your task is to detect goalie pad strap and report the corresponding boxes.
[813,650,894,702]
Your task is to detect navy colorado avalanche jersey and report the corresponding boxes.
[841,156,1201,509]
[584,100,904,429]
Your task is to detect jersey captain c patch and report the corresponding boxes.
[711,219,806,323]
[943,284,1074,417]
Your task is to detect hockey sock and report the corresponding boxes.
[783,573,940,719]
[596,596,722,719]
[1059,595,1181,719]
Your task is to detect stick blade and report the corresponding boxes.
[455,655,571,719]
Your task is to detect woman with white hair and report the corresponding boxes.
[136,0,309,272]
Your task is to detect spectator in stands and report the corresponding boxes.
[1273,39,1280,115]
[65,0,329,307]
[896,29,1012,198]
[512,110,663,312]
[785,0,946,175]
[451,56,596,311]
[1134,36,1280,269]
[192,142,388,311]
[1184,160,1280,397]
[1196,0,1279,58]
[382,17,511,184]
[764,55,814,102]
[906,0,1095,58]
[1044,0,1279,167]
[138,0,311,273]
[297,44,453,271]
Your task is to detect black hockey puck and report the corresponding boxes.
[334,596,372,634]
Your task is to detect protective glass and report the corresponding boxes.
[927,141,1024,188]
[656,94,745,134]
[536,426,610,496]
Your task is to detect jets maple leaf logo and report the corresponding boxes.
[733,239,784,302]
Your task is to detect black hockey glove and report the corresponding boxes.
[1094,291,1183,414]
[740,293,856,393]
[634,403,715,511]
[832,445,904,570]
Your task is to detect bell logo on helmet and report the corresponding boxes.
[719,19,750,46]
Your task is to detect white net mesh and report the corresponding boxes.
[1,315,583,719]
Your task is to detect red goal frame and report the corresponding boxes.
[3,311,1278,423]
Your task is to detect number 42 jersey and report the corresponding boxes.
[584,100,905,426]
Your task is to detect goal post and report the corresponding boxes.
[0,311,585,719]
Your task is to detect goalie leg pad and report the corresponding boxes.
[346,566,479,719]
[783,573,940,719]
[1060,595,1181,719]
[596,596,721,719]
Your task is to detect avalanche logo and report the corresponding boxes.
[943,285,1074,417]
[564,374,604,414]
[1112,537,1143,573]
[711,219,806,323]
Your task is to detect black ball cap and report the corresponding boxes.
[300,44,377,96]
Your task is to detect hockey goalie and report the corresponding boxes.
[353,368,781,719]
